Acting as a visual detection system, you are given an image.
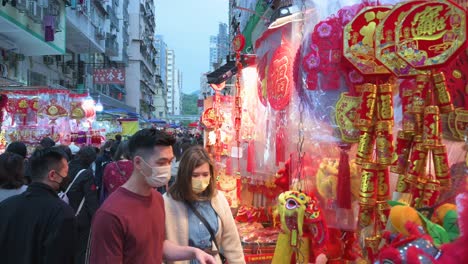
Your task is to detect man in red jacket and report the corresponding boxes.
[88,128,215,264]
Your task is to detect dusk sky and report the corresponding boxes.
[155,1,229,94]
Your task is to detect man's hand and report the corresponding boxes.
[194,248,217,264]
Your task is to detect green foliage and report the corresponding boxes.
[181,93,200,115]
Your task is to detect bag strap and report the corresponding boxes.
[64,169,87,195]
[185,201,221,252]
[114,161,126,176]
[75,196,85,217]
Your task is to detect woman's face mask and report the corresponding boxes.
[192,177,211,194]
[191,163,211,194]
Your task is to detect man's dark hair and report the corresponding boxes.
[76,146,98,167]
[6,141,27,158]
[40,137,56,148]
[115,134,122,142]
[0,152,25,189]
[56,145,72,161]
[128,128,175,158]
[29,147,67,181]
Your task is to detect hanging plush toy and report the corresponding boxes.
[272,190,328,264]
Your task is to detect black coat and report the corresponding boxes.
[66,159,99,229]
[94,153,112,189]
[0,182,77,264]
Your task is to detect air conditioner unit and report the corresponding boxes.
[97,27,106,40]
[28,1,44,23]
[15,0,28,12]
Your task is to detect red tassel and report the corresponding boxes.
[246,140,256,173]
[225,157,232,176]
[276,128,285,166]
[337,143,352,209]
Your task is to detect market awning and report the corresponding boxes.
[206,61,237,85]
[147,118,167,124]
[91,93,136,114]
[102,108,139,118]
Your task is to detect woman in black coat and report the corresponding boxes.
[65,146,98,264]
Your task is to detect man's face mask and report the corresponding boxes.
[53,171,69,191]
[139,157,171,188]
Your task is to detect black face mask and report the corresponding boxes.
[53,172,70,192]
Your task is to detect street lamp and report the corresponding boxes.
[95,95,104,112]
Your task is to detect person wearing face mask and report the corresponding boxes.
[164,145,245,264]
[64,146,98,264]
[88,128,217,264]
[0,147,78,264]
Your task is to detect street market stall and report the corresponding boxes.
[205,0,468,263]
[0,88,104,152]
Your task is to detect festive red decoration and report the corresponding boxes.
[0,94,8,126]
[246,140,256,174]
[42,98,68,122]
[375,0,426,77]
[440,50,468,109]
[232,33,245,52]
[303,17,343,90]
[267,37,293,110]
[256,54,268,106]
[396,1,466,69]
[210,82,226,91]
[201,107,219,129]
[337,144,352,209]
[343,6,392,76]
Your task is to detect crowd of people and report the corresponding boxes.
[0,128,245,264]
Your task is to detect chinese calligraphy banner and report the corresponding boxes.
[93,68,126,84]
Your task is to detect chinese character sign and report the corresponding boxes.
[395,1,466,68]
[93,68,126,84]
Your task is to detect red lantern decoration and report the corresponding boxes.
[232,34,245,52]
[267,38,293,110]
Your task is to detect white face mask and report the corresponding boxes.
[192,177,211,194]
[140,158,172,188]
